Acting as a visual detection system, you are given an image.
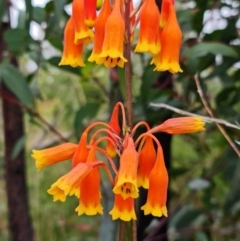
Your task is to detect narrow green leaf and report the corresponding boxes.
[11,135,26,159]
[0,64,34,108]
[187,42,239,58]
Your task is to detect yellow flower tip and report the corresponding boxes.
[137,176,149,189]
[75,203,103,216]
[106,145,117,158]
[134,41,160,55]
[47,185,67,202]
[110,195,137,221]
[141,204,168,217]
[154,61,183,74]
[84,19,95,29]
[74,30,94,45]
[59,56,85,68]
[69,188,80,198]
[110,208,137,221]
[113,181,139,199]
[155,117,206,134]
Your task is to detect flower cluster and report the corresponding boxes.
[32,102,205,221]
[59,0,183,73]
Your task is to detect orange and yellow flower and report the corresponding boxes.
[88,0,111,64]
[59,17,85,67]
[72,0,94,45]
[99,0,127,68]
[110,194,136,221]
[106,103,121,158]
[159,0,173,29]
[137,137,156,189]
[71,131,89,167]
[151,117,206,134]
[47,162,94,202]
[134,0,160,55]
[113,135,139,199]
[84,0,97,28]
[32,142,77,171]
[153,4,183,73]
[75,166,103,215]
[141,147,168,217]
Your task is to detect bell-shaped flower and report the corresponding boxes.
[109,194,137,221]
[88,0,111,64]
[99,0,127,68]
[84,0,97,28]
[150,117,205,134]
[137,137,156,189]
[72,0,94,45]
[134,0,160,55]
[141,146,168,217]
[59,17,85,67]
[113,135,139,199]
[47,162,94,202]
[31,142,78,171]
[153,4,183,73]
[75,166,103,215]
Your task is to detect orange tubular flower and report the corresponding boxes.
[150,117,206,134]
[137,137,157,189]
[47,162,94,202]
[99,0,127,68]
[75,166,103,215]
[59,17,85,67]
[32,143,78,171]
[71,131,89,167]
[159,0,173,29]
[84,0,97,28]
[134,0,160,55]
[88,0,111,64]
[153,4,183,73]
[109,194,137,221]
[141,146,168,217]
[113,135,139,199]
[72,0,94,45]
[106,103,121,158]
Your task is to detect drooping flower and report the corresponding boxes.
[88,0,111,64]
[106,103,121,158]
[134,0,160,55]
[84,0,97,28]
[159,0,173,29]
[153,4,183,73]
[113,135,139,199]
[150,117,206,134]
[75,166,103,215]
[32,142,78,171]
[109,194,137,221]
[59,17,85,67]
[137,137,157,189]
[99,0,127,68]
[71,131,89,167]
[47,162,94,202]
[72,0,94,45]
[141,146,168,217]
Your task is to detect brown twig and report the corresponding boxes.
[194,74,240,158]
[0,92,69,143]
[149,103,240,131]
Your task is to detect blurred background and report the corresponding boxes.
[0,0,240,240]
